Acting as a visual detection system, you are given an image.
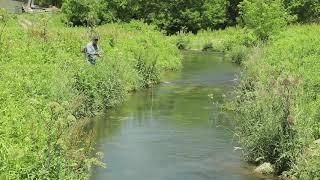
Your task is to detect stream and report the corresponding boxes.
[91,51,265,180]
[1,2,270,179]
[0,0,22,13]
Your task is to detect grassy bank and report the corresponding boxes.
[172,27,256,64]
[230,24,320,178]
[0,13,181,179]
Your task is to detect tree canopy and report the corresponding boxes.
[60,0,320,34]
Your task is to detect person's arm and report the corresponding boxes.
[97,45,102,57]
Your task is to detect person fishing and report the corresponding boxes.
[82,36,102,65]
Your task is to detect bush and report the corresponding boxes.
[202,42,214,51]
[37,0,63,7]
[172,27,253,64]
[173,27,247,52]
[175,33,190,50]
[62,0,112,26]
[62,0,228,34]
[292,143,320,179]
[283,0,320,23]
[226,45,248,64]
[231,24,320,176]
[239,0,289,40]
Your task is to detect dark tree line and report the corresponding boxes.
[61,0,319,34]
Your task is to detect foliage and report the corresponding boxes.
[292,143,320,179]
[202,42,214,51]
[226,0,243,26]
[62,0,228,34]
[231,24,320,176]
[171,27,253,64]
[61,0,112,26]
[0,13,181,179]
[226,45,248,64]
[60,0,318,34]
[239,0,289,40]
[36,0,62,7]
[283,0,320,23]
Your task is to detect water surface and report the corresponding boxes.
[0,0,22,13]
[91,51,264,180]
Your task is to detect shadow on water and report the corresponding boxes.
[91,51,270,180]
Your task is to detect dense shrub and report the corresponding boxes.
[283,0,320,23]
[202,42,214,51]
[226,45,248,64]
[60,0,317,34]
[171,27,252,64]
[239,0,289,40]
[37,0,62,7]
[292,143,320,179]
[0,13,181,179]
[226,0,243,26]
[62,0,228,34]
[173,27,247,51]
[61,0,112,26]
[231,24,320,176]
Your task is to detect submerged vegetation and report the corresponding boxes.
[0,11,181,179]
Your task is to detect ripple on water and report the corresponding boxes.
[91,52,268,180]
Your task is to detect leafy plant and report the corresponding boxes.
[226,45,248,64]
[239,0,289,40]
[231,24,320,177]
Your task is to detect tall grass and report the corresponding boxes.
[171,27,255,64]
[230,24,320,178]
[0,12,181,179]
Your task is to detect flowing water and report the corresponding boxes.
[91,51,265,180]
[0,2,268,178]
[0,0,22,13]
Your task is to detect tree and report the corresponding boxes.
[62,0,112,26]
[239,0,289,40]
[226,0,243,26]
[283,0,320,23]
[62,0,228,34]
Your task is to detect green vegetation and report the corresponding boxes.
[2,0,320,178]
[283,0,320,23]
[171,0,290,64]
[238,0,290,40]
[37,0,62,7]
[62,0,228,34]
[171,28,251,64]
[230,25,320,178]
[0,11,181,179]
[61,0,319,34]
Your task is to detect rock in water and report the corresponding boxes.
[254,162,274,175]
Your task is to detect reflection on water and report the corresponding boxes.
[91,51,264,180]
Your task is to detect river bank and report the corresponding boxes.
[170,27,252,65]
[230,24,320,178]
[1,8,320,179]
[90,51,266,180]
[173,23,320,179]
[0,13,181,179]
